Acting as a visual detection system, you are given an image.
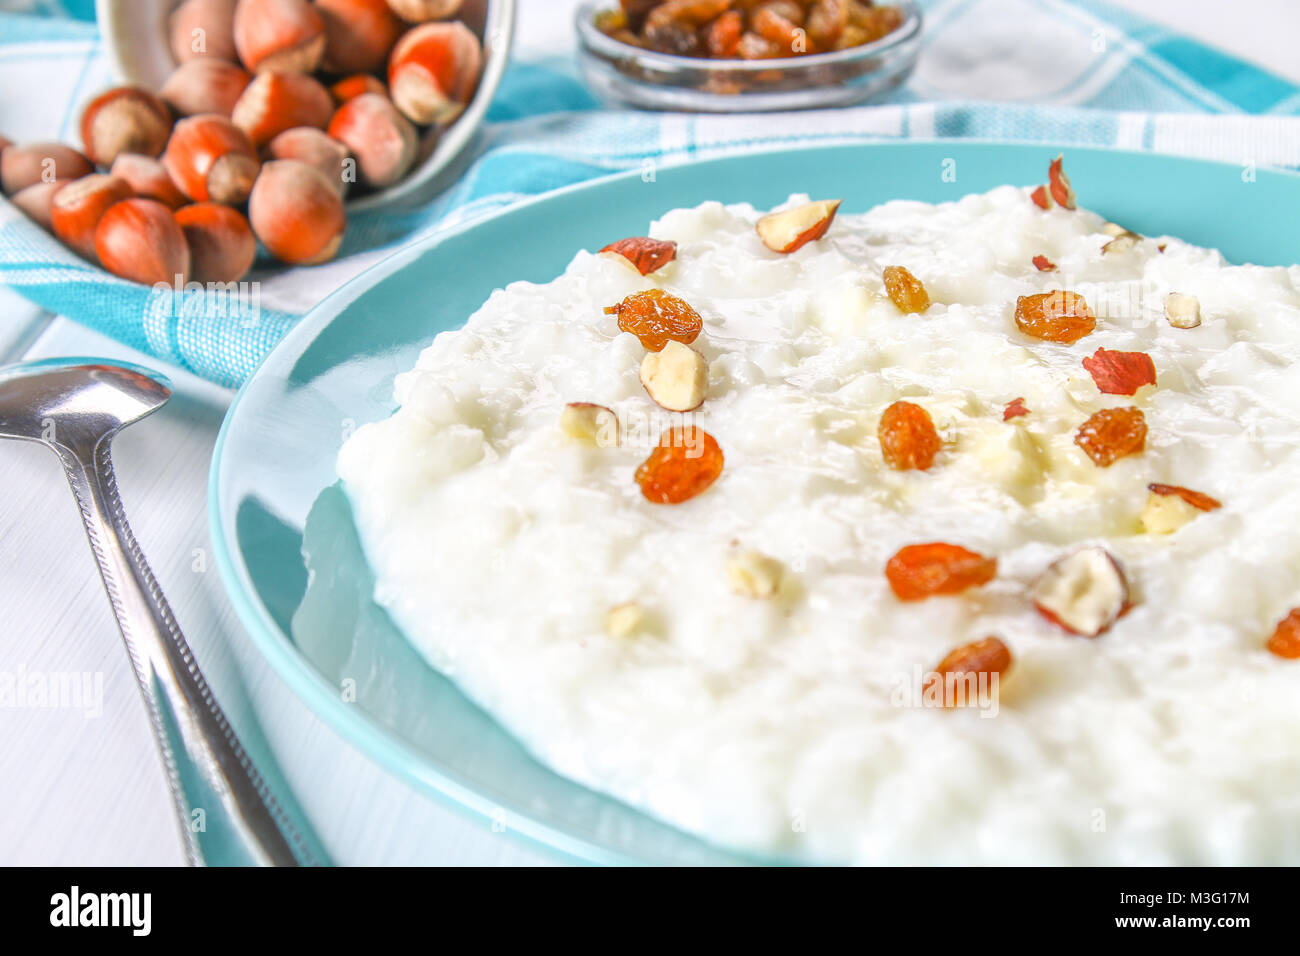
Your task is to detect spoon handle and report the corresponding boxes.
[57,436,313,866]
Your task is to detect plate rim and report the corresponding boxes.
[208,139,1300,866]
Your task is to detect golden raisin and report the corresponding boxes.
[806,0,848,48]
[924,636,1013,707]
[883,265,931,314]
[855,3,904,42]
[620,0,658,28]
[1147,483,1221,512]
[759,0,806,23]
[1074,406,1147,467]
[704,9,743,57]
[736,30,780,58]
[1015,290,1096,344]
[594,9,629,34]
[879,400,941,471]
[641,0,731,54]
[642,18,701,55]
[601,0,903,59]
[635,426,724,504]
[646,0,731,27]
[752,7,812,54]
[1268,609,1300,659]
[886,543,997,601]
[600,237,677,275]
[605,289,703,351]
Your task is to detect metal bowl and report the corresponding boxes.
[575,0,922,113]
[95,0,515,212]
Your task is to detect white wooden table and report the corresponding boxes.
[2,0,1298,866]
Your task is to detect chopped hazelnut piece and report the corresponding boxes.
[598,250,646,275]
[1102,230,1141,254]
[1082,347,1157,396]
[1032,547,1130,637]
[639,340,709,412]
[605,601,646,638]
[1140,491,1201,535]
[1141,483,1220,534]
[1047,154,1077,210]
[727,550,784,599]
[561,402,619,447]
[1148,482,1221,512]
[755,199,841,254]
[1164,292,1201,329]
[600,237,677,275]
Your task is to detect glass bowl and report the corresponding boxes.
[575,0,922,112]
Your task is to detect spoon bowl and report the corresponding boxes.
[0,358,171,450]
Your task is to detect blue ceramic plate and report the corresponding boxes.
[209,142,1300,865]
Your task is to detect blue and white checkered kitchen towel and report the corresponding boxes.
[2,0,1298,387]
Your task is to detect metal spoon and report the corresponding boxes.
[0,358,315,866]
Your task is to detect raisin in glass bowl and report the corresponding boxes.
[575,0,923,112]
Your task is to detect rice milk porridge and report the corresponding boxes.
[337,160,1300,864]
